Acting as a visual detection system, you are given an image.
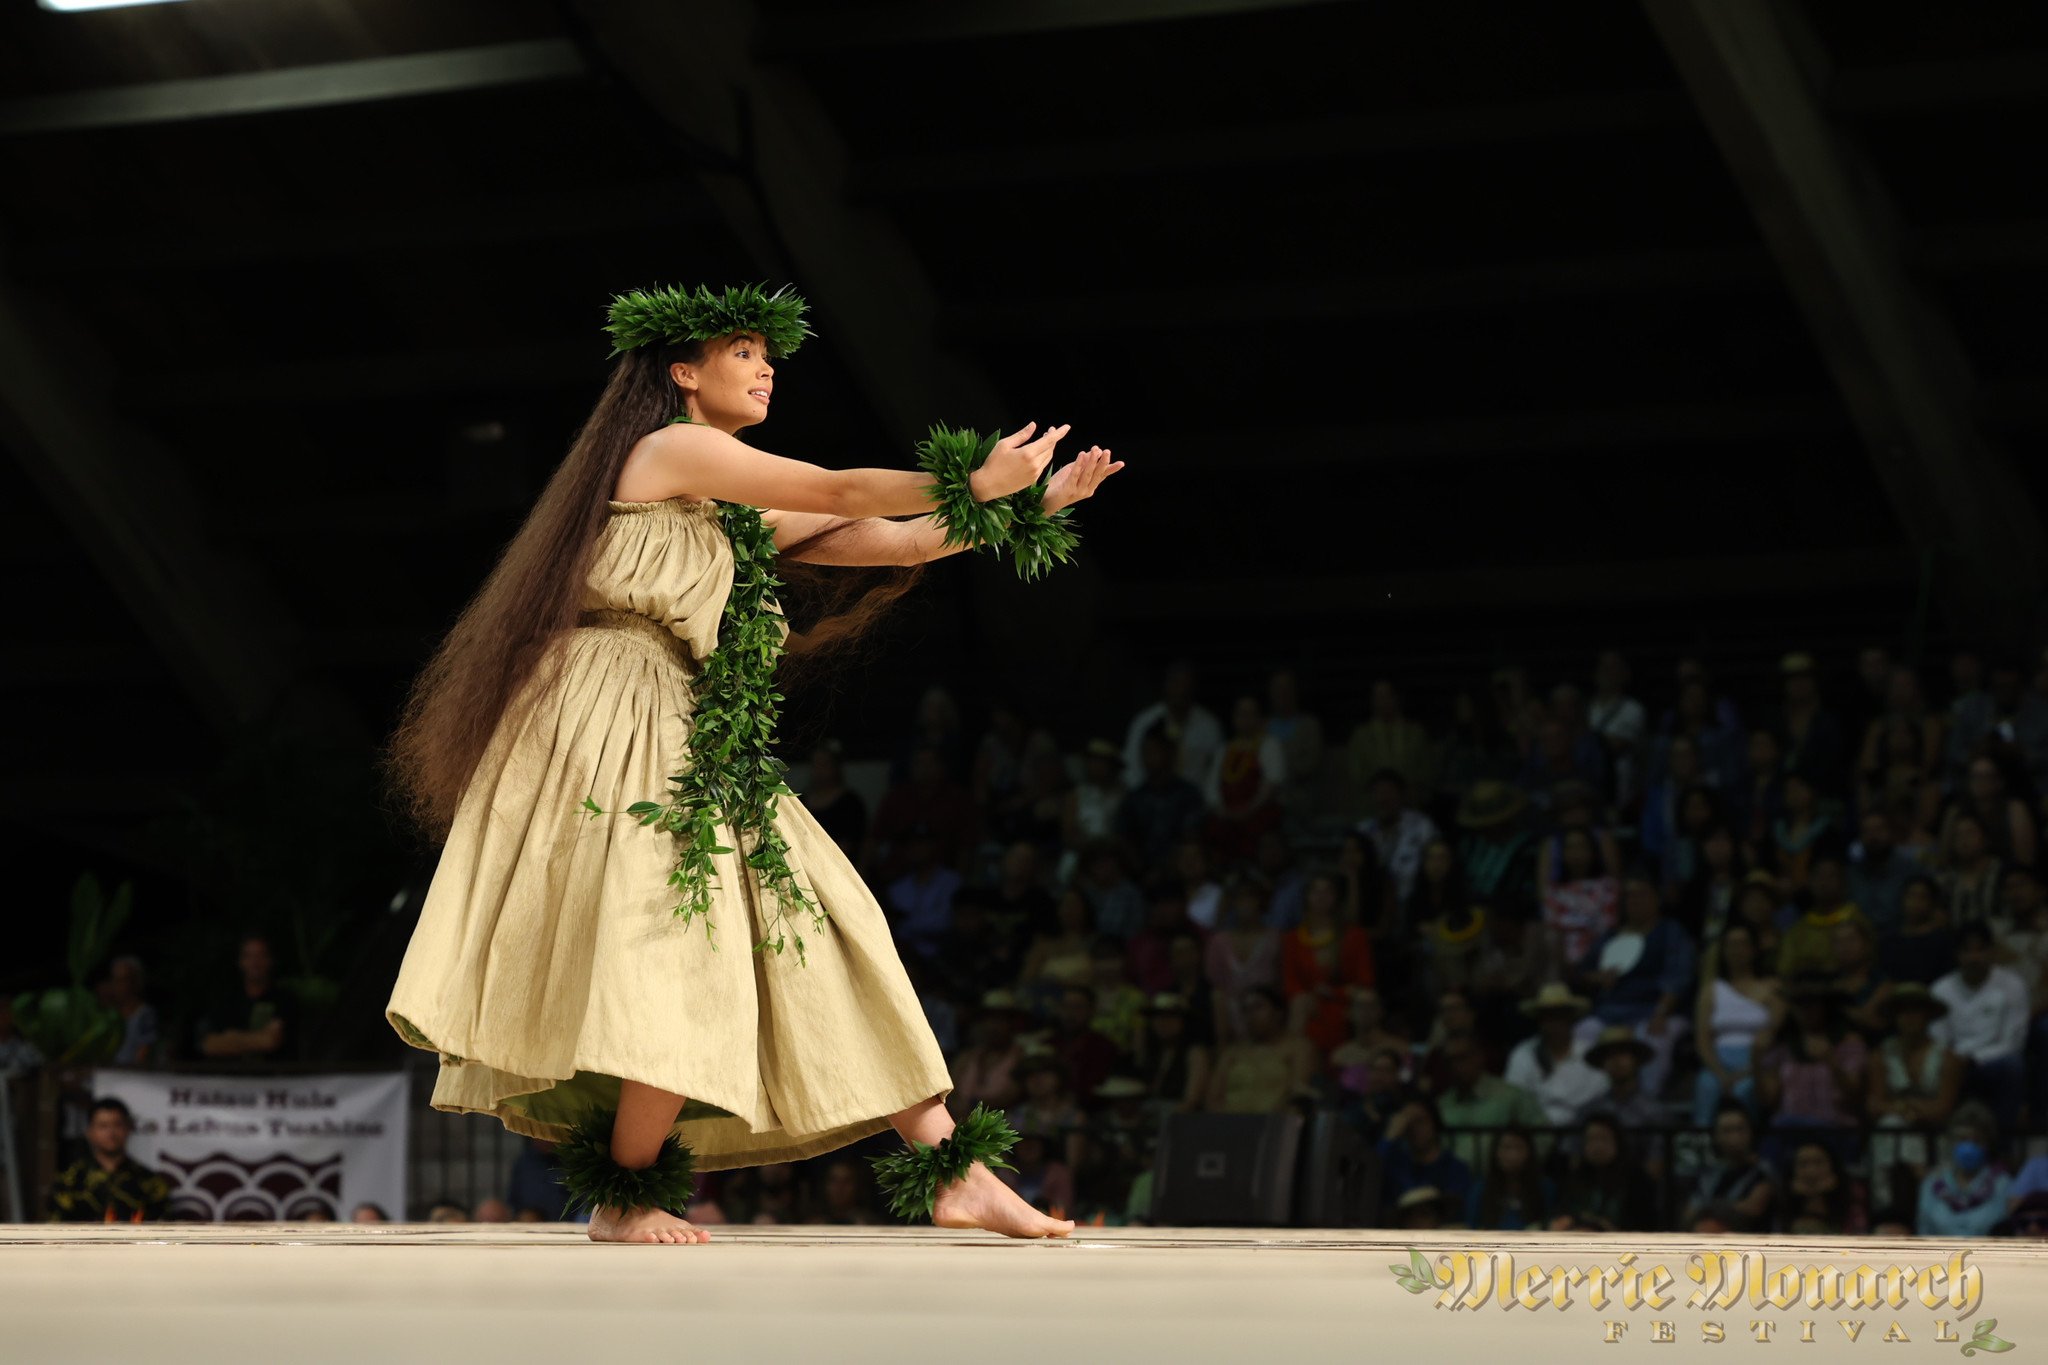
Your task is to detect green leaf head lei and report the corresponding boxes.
[604,281,814,360]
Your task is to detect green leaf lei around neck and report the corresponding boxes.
[580,414,826,966]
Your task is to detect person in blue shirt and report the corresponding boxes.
[1569,872,1699,1099]
[1377,1096,1472,1220]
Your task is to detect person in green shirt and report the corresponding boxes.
[1434,1031,1547,1172]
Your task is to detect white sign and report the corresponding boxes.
[89,1069,409,1221]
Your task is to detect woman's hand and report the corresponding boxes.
[1043,444,1124,512]
[970,421,1070,501]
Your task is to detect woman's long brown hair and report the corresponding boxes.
[380,339,922,844]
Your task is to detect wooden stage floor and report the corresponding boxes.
[4,1223,2044,1363]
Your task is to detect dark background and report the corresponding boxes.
[2,0,2044,1041]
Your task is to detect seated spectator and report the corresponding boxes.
[1580,1025,1669,1133]
[1942,754,2036,873]
[988,840,1056,946]
[1336,1045,1415,1143]
[1204,986,1315,1114]
[1780,1139,1869,1235]
[1279,871,1376,1058]
[1755,975,1867,1158]
[1693,922,1782,1127]
[930,889,1018,1004]
[1674,824,1745,944]
[1334,830,1399,943]
[1504,983,1609,1127]
[1681,1100,1777,1233]
[1537,825,1619,983]
[1329,988,1412,1085]
[1917,1102,2011,1238]
[1419,989,1499,1088]
[1832,918,1891,1039]
[1640,736,1712,891]
[351,1203,390,1223]
[1126,890,1194,995]
[1937,810,2006,927]
[864,742,976,884]
[1722,870,1787,975]
[1548,1113,1655,1233]
[1455,781,1538,907]
[1246,829,1308,934]
[1394,1184,1451,1231]
[1767,773,1835,896]
[1866,982,1963,1132]
[948,989,1033,1118]
[2000,1191,2048,1240]
[1416,899,1498,1004]
[1377,1097,1473,1215]
[1347,680,1437,813]
[1016,888,1096,1009]
[1078,839,1147,941]
[986,742,1069,864]
[1848,807,1920,937]
[1114,728,1208,873]
[194,933,297,1062]
[1264,666,1326,828]
[1165,839,1226,932]
[1402,837,1471,944]
[1006,1048,1086,1140]
[44,1097,171,1223]
[1085,939,1149,1054]
[1931,921,2031,1133]
[1121,660,1224,792]
[1568,873,1697,1098]
[1357,768,1439,906]
[1777,852,1873,978]
[101,956,159,1068]
[1877,874,1956,987]
[1204,876,1281,1045]
[1201,695,1287,864]
[1995,866,2048,1123]
[1131,992,1210,1120]
[1049,984,1122,1107]
[1434,1033,1546,1172]
[883,825,960,960]
[1059,738,1126,883]
[1464,1126,1553,1232]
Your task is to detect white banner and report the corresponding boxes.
[89,1069,409,1222]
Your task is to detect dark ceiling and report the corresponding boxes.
[2,0,2045,908]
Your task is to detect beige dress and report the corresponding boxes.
[385,496,953,1170]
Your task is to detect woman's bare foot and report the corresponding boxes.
[586,1204,711,1244]
[931,1161,1076,1239]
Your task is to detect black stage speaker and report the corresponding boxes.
[1151,1111,1304,1226]
[1291,1109,1380,1228]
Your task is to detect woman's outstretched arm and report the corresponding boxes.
[630,419,1067,517]
[764,444,1123,565]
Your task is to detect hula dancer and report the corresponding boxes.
[384,283,1120,1242]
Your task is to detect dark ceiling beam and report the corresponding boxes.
[19,182,717,271]
[1641,0,2048,644]
[758,0,1357,53]
[0,39,584,135]
[857,91,1693,198]
[567,0,1007,448]
[1109,547,1914,621]
[949,246,1778,340]
[0,254,363,738]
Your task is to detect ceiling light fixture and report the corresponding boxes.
[38,0,189,11]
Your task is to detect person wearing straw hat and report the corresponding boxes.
[1454,780,1538,906]
[1868,981,1961,1132]
[1503,983,1608,1127]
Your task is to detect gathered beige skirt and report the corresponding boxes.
[385,611,953,1170]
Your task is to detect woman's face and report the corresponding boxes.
[1902,880,1935,920]
[1305,875,1340,920]
[1581,1123,1617,1166]
[674,331,774,429]
[1793,1144,1832,1188]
